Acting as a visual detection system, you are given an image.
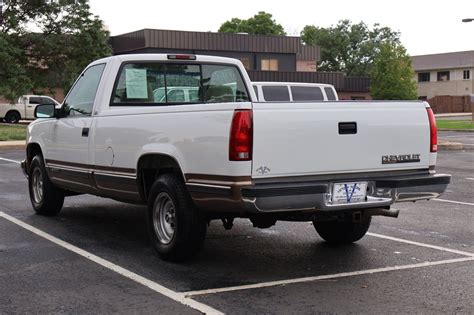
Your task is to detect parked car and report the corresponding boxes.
[0,95,59,123]
[22,54,450,261]
[252,82,339,102]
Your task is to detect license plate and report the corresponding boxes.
[332,182,368,204]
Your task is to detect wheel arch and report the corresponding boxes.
[26,142,43,171]
[136,153,185,202]
[5,110,21,122]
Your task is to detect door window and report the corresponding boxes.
[29,97,42,104]
[41,97,57,105]
[62,63,106,117]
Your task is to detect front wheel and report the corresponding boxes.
[147,173,207,262]
[313,213,371,244]
[28,155,65,216]
[5,111,20,124]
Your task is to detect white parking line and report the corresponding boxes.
[367,233,474,257]
[466,178,474,181]
[434,199,474,207]
[0,157,21,164]
[0,211,222,315]
[184,257,474,297]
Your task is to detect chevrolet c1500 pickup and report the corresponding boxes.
[21,54,451,261]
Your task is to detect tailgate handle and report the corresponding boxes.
[339,122,357,134]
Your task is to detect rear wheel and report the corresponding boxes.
[5,111,20,124]
[28,155,65,216]
[147,173,206,261]
[313,213,371,244]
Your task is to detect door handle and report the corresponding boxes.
[339,122,357,134]
[82,127,89,137]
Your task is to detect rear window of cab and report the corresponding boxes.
[111,63,250,105]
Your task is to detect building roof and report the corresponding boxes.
[411,50,474,71]
[111,29,320,61]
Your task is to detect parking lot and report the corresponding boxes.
[0,142,473,313]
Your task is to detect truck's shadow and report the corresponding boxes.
[20,197,424,292]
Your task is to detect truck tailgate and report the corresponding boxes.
[251,101,431,178]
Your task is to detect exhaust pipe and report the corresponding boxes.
[364,208,399,218]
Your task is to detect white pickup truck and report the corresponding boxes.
[0,95,59,123]
[21,54,451,261]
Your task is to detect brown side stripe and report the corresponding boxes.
[45,159,136,175]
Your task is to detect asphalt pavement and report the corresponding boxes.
[0,148,473,314]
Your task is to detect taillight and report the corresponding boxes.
[427,108,437,152]
[229,109,253,161]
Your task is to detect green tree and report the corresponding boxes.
[218,11,286,36]
[301,20,400,76]
[0,0,111,101]
[370,43,417,100]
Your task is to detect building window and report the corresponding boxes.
[463,70,470,80]
[240,58,251,70]
[418,72,430,82]
[437,71,450,81]
[261,59,278,71]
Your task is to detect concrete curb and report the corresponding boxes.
[438,128,474,132]
[435,113,472,118]
[0,141,26,150]
[438,141,465,151]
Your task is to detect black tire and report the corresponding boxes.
[313,213,371,244]
[147,173,207,262]
[5,111,20,124]
[28,155,65,216]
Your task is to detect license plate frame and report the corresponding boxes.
[331,182,368,204]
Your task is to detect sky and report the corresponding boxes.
[88,0,474,56]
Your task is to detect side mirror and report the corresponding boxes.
[34,104,56,118]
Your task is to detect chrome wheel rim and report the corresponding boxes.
[32,167,44,204]
[153,192,176,244]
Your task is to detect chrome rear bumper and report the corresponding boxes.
[188,172,451,214]
[241,174,451,212]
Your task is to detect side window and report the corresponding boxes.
[29,97,42,104]
[41,97,56,105]
[253,86,258,100]
[262,86,290,101]
[63,64,105,117]
[202,64,249,103]
[291,86,324,101]
[324,87,337,101]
